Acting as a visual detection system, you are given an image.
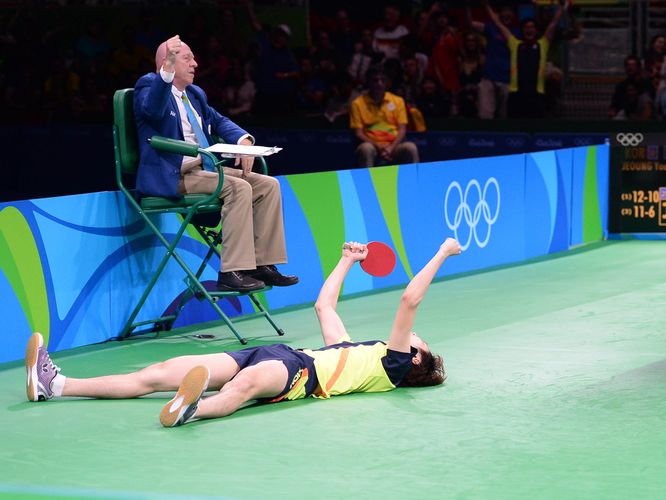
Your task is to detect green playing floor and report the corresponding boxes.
[1,240,665,499]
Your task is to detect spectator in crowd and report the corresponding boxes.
[245,0,299,114]
[643,35,665,97]
[416,76,451,118]
[217,8,248,61]
[458,32,485,118]
[221,59,256,118]
[43,54,80,122]
[414,2,445,54]
[534,2,572,117]
[656,57,666,118]
[467,3,518,119]
[77,52,112,117]
[182,12,209,59]
[398,56,423,106]
[75,20,111,64]
[612,81,654,120]
[108,26,154,89]
[373,4,410,61]
[136,10,167,53]
[383,57,404,95]
[195,34,232,107]
[310,30,338,68]
[348,28,383,88]
[70,76,108,124]
[398,35,429,85]
[486,0,567,119]
[609,55,653,119]
[350,65,419,167]
[297,55,329,115]
[331,8,356,65]
[428,11,460,116]
[325,72,358,124]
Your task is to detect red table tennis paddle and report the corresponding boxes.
[359,241,396,277]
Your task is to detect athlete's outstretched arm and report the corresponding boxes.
[314,242,367,346]
[388,238,461,353]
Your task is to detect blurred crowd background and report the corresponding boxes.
[2,0,666,201]
[2,0,666,128]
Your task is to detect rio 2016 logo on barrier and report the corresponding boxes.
[616,133,644,147]
[444,178,501,251]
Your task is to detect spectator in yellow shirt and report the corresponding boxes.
[350,66,419,167]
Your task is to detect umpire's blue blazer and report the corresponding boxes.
[134,72,249,198]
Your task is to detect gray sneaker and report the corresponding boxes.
[159,365,210,427]
[25,332,61,402]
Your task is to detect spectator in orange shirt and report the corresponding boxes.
[350,66,419,167]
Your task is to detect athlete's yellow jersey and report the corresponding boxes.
[301,336,415,398]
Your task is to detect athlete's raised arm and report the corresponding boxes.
[387,238,461,354]
[314,242,367,346]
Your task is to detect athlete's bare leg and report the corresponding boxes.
[193,360,289,419]
[62,353,241,399]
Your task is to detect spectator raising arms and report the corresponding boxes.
[468,3,518,119]
[486,0,567,119]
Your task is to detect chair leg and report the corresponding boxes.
[121,213,284,345]
[119,238,179,338]
[248,293,285,336]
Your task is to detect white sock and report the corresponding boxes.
[51,374,66,397]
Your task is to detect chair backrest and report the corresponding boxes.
[113,88,139,175]
[112,87,268,177]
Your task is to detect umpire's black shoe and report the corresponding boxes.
[217,271,265,292]
[246,265,299,287]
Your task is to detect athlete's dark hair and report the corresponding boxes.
[400,350,446,387]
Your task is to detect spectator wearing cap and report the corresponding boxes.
[245,0,299,114]
[350,65,419,168]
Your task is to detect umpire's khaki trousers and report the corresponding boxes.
[179,165,287,272]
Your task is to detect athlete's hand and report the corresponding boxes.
[441,237,461,256]
[342,241,368,262]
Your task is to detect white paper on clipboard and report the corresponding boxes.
[205,144,283,158]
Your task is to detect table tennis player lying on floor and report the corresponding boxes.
[25,238,461,427]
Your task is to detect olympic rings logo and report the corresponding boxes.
[616,133,644,146]
[444,178,501,251]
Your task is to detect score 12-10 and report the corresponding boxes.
[620,190,661,203]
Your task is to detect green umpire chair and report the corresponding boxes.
[112,88,284,344]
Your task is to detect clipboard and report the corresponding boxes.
[205,144,283,158]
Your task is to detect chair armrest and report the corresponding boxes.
[255,155,268,175]
[149,136,200,157]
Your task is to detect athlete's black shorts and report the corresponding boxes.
[227,344,319,401]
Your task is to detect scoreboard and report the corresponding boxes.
[608,133,666,233]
